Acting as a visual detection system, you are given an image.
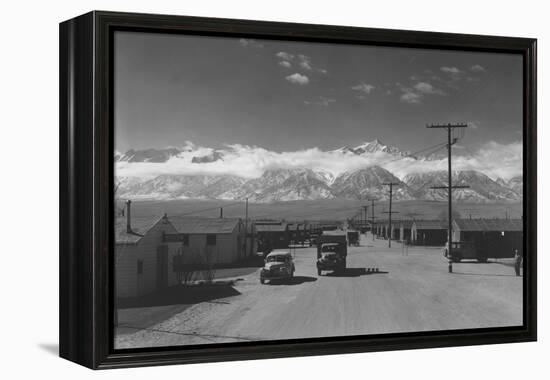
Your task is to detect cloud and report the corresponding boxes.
[398,82,445,104]
[276,51,294,61]
[304,96,336,107]
[440,66,461,74]
[239,38,264,48]
[285,73,310,85]
[298,54,312,70]
[351,83,375,94]
[413,82,446,95]
[400,89,422,104]
[116,140,522,182]
[279,61,292,68]
[470,64,486,72]
[275,52,327,75]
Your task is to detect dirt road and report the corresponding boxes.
[116,234,522,348]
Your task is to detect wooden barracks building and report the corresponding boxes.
[452,218,523,258]
[411,220,447,246]
[115,201,181,298]
[115,200,254,299]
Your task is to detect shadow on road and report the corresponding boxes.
[325,268,389,277]
[118,284,241,309]
[267,276,318,285]
[116,284,242,336]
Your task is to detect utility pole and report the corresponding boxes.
[244,198,249,256]
[220,207,223,218]
[367,199,376,241]
[382,183,400,247]
[362,205,368,233]
[427,123,468,272]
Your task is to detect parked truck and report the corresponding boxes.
[443,241,487,263]
[347,230,360,246]
[316,233,348,275]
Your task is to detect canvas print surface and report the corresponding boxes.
[113,31,524,349]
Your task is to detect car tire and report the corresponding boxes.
[317,268,322,276]
[260,278,265,284]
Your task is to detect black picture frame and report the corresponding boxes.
[59,10,537,369]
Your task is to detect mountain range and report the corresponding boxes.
[115,140,522,203]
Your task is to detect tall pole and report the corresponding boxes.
[389,186,393,247]
[371,199,375,241]
[448,126,452,261]
[244,198,248,256]
[382,183,399,248]
[363,205,368,233]
[220,207,223,218]
[427,123,468,270]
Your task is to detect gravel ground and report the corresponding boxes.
[115,233,522,349]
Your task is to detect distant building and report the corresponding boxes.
[166,216,254,265]
[115,201,180,298]
[411,220,447,246]
[255,221,289,251]
[452,218,523,258]
[399,220,414,243]
[389,222,400,241]
[381,223,388,239]
[375,222,383,238]
[288,223,307,244]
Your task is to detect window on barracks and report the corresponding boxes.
[206,234,217,246]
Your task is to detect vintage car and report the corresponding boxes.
[260,250,295,284]
[316,234,348,275]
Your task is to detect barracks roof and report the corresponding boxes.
[115,215,165,244]
[413,220,446,230]
[255,223,288,232]
[453,218,523,232]
[169,217,241,234]
[400,220,414,228]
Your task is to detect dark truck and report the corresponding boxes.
[347,230,359,246]
[316,233,348,275]
[443,241,486,263]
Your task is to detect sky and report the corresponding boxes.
[114,31,523,180]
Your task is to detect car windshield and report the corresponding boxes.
[267,255,288,263]
[321,245,338,253]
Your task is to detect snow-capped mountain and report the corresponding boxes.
[117,174,244,200]
[403,170,521,202]
[117,148,184,163]
[507,176,523,195]
[191,150,224,163]
[333,139,411,157]
[218,169,334,202]
[115,140,523,203]
[331,166,414,200]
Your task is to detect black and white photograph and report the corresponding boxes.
[113,31,525,349]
